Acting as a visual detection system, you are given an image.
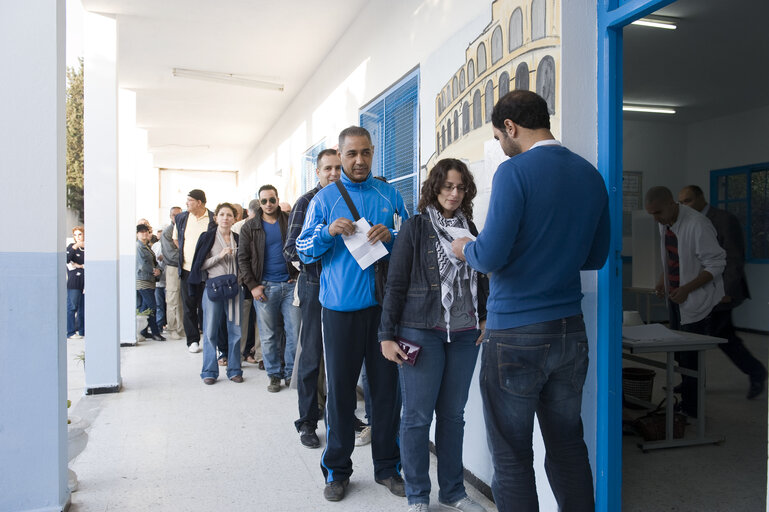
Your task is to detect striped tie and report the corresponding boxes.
[665,227,679,293]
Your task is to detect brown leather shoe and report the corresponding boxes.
[230,375,244,383]
[203,377,216,385]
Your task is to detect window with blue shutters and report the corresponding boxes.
[359,67,419,215]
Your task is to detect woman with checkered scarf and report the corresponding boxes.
[378,158,489,512]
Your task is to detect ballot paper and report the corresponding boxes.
[622,323,683,341]
[342,217,389,270]
[444,226,476,241]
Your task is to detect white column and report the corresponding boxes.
[118,89,138,345]
[83,11,121,392]
[0,1,69,511]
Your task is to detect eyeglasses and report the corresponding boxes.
[441,184,466,193]
[260,197,277,205]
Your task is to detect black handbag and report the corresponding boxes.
[335,180,389,304]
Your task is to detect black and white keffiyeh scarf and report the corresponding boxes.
[426,205,478,342]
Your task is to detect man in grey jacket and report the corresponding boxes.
[679,185,766,398]
[161,206,184,339]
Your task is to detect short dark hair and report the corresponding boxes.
[248,199,260,213]
[683,185,705,198]
[214,202,236,217]
[417,158,477,220]
[338,126,372,150]
[645,186,674,206]
[258,184,278,198]
[491,90,550,131]
[170,206,182,214]
[136,224,150,233]
[316,149,339,168]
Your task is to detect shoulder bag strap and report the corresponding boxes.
[335,180,361,221]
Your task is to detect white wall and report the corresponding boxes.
[623,105,769,332]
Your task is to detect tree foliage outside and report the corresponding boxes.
[66,58,84,222]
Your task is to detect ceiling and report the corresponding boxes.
[623,0,769,123]
[81,0,367,170]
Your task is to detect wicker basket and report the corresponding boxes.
[623,367,655,406]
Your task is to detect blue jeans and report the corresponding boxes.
[155,287,166,329]
[136,288,160,336]
[254,280,300,380]
[480,315,594,512]
[398,327,480,506]
[66,288,85,336]
[200,289,242,380]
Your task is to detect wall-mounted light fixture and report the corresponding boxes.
[172,68,284,91]
[623,104,676,115]
[631,15,679,30]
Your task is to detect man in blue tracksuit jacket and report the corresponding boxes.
[296,126,408,502]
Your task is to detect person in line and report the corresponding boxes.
[678,185,767,398]
[66,226,86,340]
[646,186,726,416]
[161,206,185,339]
[285,148,342,448]
[379,159,488,512]
[233,199,263,368]
[191,202,243,384]
[452,91,610,512]
[136,224,165,341]
[297,126,407,502]
[238,185,300,392]
[151,233,167,333]
[173,189,216,353]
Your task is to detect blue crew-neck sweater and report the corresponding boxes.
[464,144,610,329]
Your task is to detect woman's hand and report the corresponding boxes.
[152,268,161,277]
[381,340,408,365]
[219,246,233,259]
[476,319,486,346]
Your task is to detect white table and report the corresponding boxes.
[623,330,726,451]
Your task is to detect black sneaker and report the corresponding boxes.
[267,377,281,393]
[285,377,292,388]
[375,474,406,497]
[299,423,320,448]
[323,479,349,501]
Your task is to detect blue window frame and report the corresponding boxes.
[301,140,326,194]
[359,67,420,214]
[711,163,769,262]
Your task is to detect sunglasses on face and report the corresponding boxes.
[260,197,277,205]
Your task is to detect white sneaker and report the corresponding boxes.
[439,496,487,512]
[188,342,201,353]
[354,426,371,446]
[408,504,429,512]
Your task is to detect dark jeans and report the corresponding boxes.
[180,270,204,345]
[242,285,257,357]
[155,287,166,329]
[320,306,401,483]
[480,315,594,512]
[668,302,710,416]
[66,288,85,336]
[137,288,161,336]
[295,272,324,431]
[398,326,480,506]
[710,308,766,382]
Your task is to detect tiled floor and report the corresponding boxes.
[66,337,497,512]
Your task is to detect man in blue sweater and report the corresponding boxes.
[297,126,408,502]
[452,91,610,512]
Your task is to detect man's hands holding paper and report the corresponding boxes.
[329,217,391,245]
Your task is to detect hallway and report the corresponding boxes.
[65,337,497,511]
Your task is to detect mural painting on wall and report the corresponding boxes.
[426,0,561,173]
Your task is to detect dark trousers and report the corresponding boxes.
[154,287,166,329]
[320,306,401,483]
[242,285,257,357]
[668,302,710,416]
[710,308,766,382]
[295,272,323,431]
[180,270,204,345]
[137,288,161,336]
[217,313,228,358]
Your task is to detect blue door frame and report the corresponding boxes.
[596,1,676,510]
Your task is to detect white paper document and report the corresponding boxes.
[444,226,476,241]
[622,323,683,341]
[342,217,389,270]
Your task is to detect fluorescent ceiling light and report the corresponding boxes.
[172,68,284,91]
[623,104,676,115]
[631,15,678,30]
